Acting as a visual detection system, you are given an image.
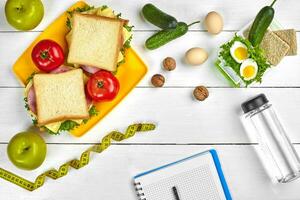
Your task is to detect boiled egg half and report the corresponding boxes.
[240,59,258,81]
[230,41,249,63]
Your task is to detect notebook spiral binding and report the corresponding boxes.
[134,182,146,200]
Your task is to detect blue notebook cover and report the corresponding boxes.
[134,149,232,200]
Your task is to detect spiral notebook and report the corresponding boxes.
[133,150,231,200]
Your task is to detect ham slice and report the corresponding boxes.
[81,65,101,74]
[86,94,92,108]
[27,86,37,114]
[50,65,73,74]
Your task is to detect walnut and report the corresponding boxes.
[193,86,209,101]
[163,57,176,71]
[151,74,165,87]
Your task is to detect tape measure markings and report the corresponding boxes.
[0,123,155,191]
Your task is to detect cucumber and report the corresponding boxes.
[145,21,200,50]
[142,4,178,29]
[248,0,277,47]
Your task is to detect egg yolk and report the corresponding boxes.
[234,47,248,61]
[242,65,255,78]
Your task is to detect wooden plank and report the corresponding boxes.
[1,1,300,199]
[1,144,300,199]
[1,31,300,87]
[1,87,300,144]
[1,0,300,31]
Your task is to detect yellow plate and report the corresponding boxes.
[12,1,148,137]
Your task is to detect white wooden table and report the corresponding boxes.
[1,0,300,199]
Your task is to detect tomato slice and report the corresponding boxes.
[86,70,120,102]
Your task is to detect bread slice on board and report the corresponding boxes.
[33,69,89,126]
[273,29,297,56]
[67,13,124,72]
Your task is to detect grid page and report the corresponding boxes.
[135,152,226,200]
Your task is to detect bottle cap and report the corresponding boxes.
[241,94,269,113]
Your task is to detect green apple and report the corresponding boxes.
[7,132,47,170]
[5,0,44,31]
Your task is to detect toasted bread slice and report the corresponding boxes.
[67,13,124,72]
[260,31,290,66]
[273,29,297,56]
[243,27,291,65]
[33,69,89,126]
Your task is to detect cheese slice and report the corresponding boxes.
[118,52,124,63]
[96,7,115,18]
[24,80,33,95]
[45,119,83,133]
[123,26,132,42]
[45,121,62,133]
[73,119,83,124]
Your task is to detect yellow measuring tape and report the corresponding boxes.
[0,123,155,191]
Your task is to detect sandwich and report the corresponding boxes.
[24,5,131,134]
[67,14,123,72]
[66,5,133,72]
[24,68,97,134]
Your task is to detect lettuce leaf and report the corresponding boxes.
[83,105,98,124]
[66,5,95,29]
[45,105,99,135]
